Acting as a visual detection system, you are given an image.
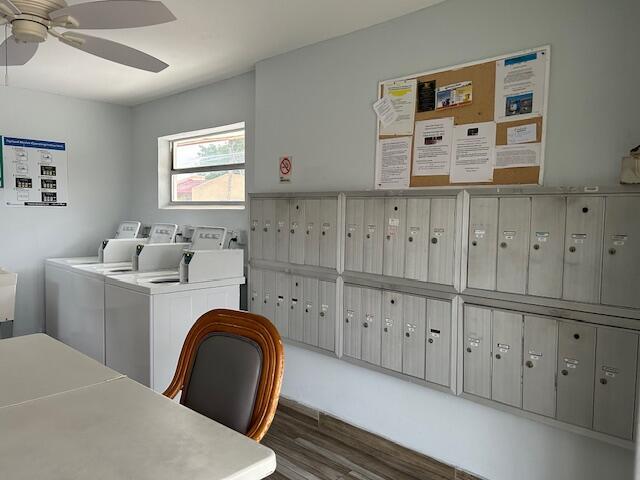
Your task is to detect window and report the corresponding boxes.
[169,123,245,205]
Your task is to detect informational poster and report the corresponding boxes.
[2,136,68,207]
[380,79,417,136]
[450,122,496,183]
[495,50,547,121]
[375,137,411,189]
[495,143,541,169]
[412,117,454,176]
[507,123,537,144]
[373,96,398,127]
[436,81,473,109]
[279,155,292,183]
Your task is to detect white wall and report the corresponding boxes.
[253,0,639,479]
[0,87,133,336]
[129,71,255,232]
[255,0,640,192]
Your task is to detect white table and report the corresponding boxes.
[0,334,276,480]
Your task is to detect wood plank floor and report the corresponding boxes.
[263,401,481,480]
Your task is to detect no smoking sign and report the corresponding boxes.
[279,156,292,183]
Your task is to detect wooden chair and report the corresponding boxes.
[163,309,284,442]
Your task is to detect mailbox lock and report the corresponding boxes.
[366,234,371,239]
[263,227,268,232]
[466,347,472,353]
[600,378,608,385]
[431,237,438,244]
[500,242,508,249]
[609,248,616,255]
[277,228,281,233]
[363,322,369,328]
[347,232,352,238]
[384,327,388,333]
[296,205,300,210]
[290,229,295,234]
[306,230,310,235]
[408,236,414,242]
[561,369,569,376]
[471,240,478,247]
[263,300,267,304]
[390,299,396,305]
[569,246,576,253]
[428,338,434,344]
[305,308,309,313]
[526,360,534,368]
[533,244,540,250]
[322,231,326,236]
[291,305,294,310]
[345,318,349,323]
[386,235,391,240]
[495,353,502,360]
[405,332,410,338]
[394,206,398,211]
[582,207,589,213]
[251,226,256,231]
[320,312,325,317]
[573,333,580,340]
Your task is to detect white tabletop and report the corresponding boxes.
[0,335,276,480]
[0,334,123,408]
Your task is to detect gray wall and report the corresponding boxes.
[0,87,133,336]
[255,0,640,192]
[129,71,255,232]
[253,0,639,479]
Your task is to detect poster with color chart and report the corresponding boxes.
[2,137,69,207]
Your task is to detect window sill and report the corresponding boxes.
[160,203,246,211]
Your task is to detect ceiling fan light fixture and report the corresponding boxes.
[12,19,47,42]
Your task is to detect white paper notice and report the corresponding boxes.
[373,96,398,127]
[376,137,411,189]
[450,122,496,183]
[380,79,417,136]
[507,123,537,144]
[495,49,548,121]
[495,143,541,169]
[412,117,454,176]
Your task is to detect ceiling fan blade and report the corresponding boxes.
[59,32,168,72]
[50,1,176,29]
[0,36,38,66]
[0,0,21,15]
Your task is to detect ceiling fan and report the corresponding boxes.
[0,0,176,72]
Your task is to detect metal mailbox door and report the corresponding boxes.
[402,294,426,379]
[426,299,451,387]
[302,277,319,347]
[261,270,276,324]
[249,268,262,316]
[288,275,305,342]
[404,198,430,282]
[528,196,566,298]
[344,199,365,272]
[556,321,596,428]
[250,199,263,260]
[318,280,336,352]
[463,305,492,399]
[343,285,362,360]
[381,291,403,372]
[275,272,290,338]
[522,315,558,418]
[467,198,499,290]
[383,198,407,278]
[602,196,640,308]
[491,310,523,408]
[563,197,604,303]
[593,328,638,440]
[361,288,382,366]
[289,199,306,265]
[275,199,291,263]
[261,199,277,261]
[319,198,339,269]
[304,199,321,266]
[363,198,385,275]
[428,198,456,286]
[496,197,531,294]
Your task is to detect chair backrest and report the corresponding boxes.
[163,309,284,442]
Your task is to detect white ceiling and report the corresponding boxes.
[1,0,443,106]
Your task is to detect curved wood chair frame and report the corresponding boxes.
[163,309,284,442]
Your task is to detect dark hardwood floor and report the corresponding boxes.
[263,401,481,480]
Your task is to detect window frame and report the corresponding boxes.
[168,124,246,207]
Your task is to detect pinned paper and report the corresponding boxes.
[380,79,417,136]
[373,96,398,127]
[507,123,537,144]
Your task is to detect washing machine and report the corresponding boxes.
[104,240,244,392]
[45,223,179,362]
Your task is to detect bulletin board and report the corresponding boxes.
[374,46,550,189]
